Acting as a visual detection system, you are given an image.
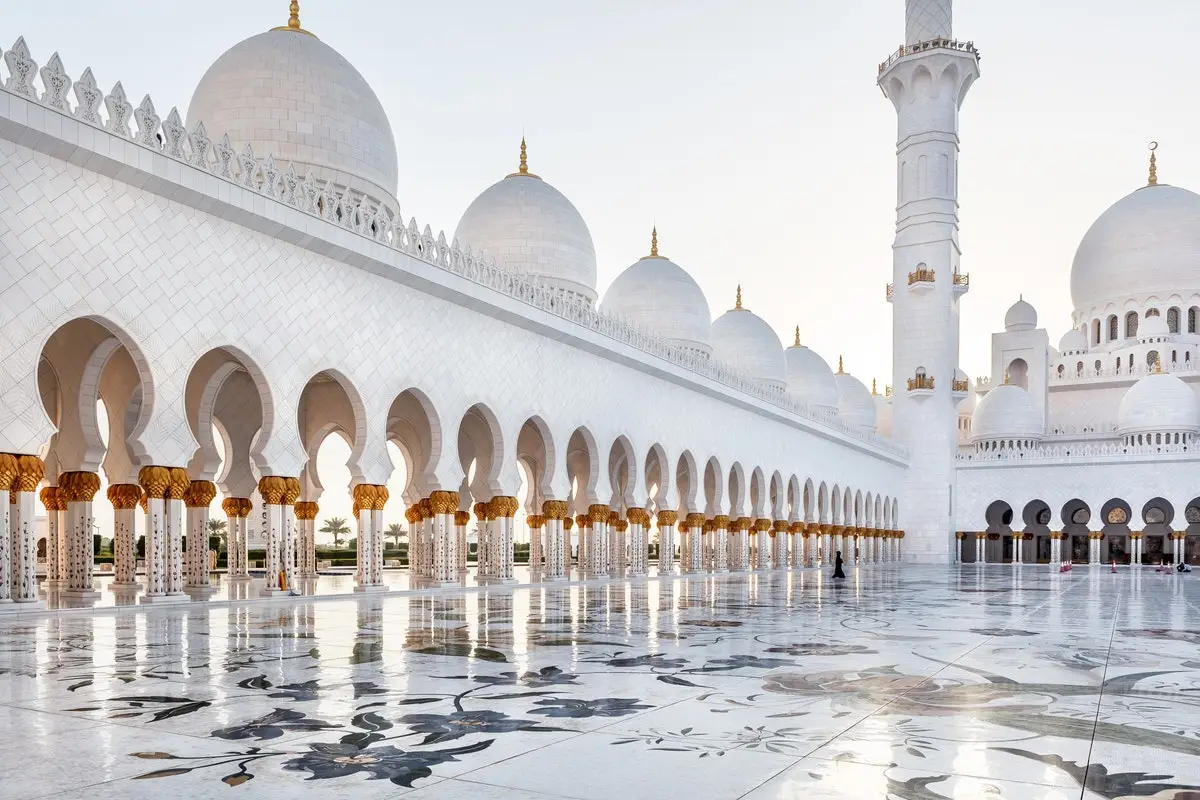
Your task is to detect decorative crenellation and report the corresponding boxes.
[0,36,905,459]
[959,440,1200,463]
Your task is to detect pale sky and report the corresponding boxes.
[14,1,1200,539]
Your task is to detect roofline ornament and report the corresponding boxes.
[506,136,541,179]
[271,1,316,37]
[1148,141,1158,186]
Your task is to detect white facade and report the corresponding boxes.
[0,10,908,604]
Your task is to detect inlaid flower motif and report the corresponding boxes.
[590,653,688,669]
[212,708,341,741]
[282,740,492,787]
[398,710,563,744]
[695,655,795,672]
[762,670,1050,716]
[472,665,579,687]
[763,643,876,656]
[529,698,653,718]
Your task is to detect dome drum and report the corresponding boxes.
[1117,371,1200,444]
[970,383,1044,449]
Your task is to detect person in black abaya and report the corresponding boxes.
[833,550,846,579]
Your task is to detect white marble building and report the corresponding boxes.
[0,3,914,607]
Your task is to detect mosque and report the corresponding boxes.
[0,0,1192,608]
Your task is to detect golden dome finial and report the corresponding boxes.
[519,137,528,175]
[872,378,878,395]
[650,226,659,257]
[837,355,844,374]
[272,0,314,35]
[1148,141,1159,186]
[735,284,743,310]
[1003,369,1010,385]
[794,326,801,347]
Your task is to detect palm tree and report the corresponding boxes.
[385,522,405,550]
[319,517,351,549]
[205,518,228,552]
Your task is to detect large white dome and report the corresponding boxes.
[1058,329,1087,353]
[833,360,877,432]
[784,330,839,412]
[971,384,1044,442]
[710,289,786,389]
[1117,372,1200,435]
[187,18,398,206]
[455,144,597,302]
[1005,297,1038,331]
[1070,182,1200,312]
[600,231,711,356]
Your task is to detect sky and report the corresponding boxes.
[12,0,1200,538]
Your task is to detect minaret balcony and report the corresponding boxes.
[907,374,935,397]
[952,379,970,399]
[952,272,970,297]
[907,268,936,294]
[878,38,982,77]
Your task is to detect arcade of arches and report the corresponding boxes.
[0,318,903,607]
[961,497,1200,566]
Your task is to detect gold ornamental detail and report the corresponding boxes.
[139,466,171,499]
[59,470,101,502]
[405,505,422,524]
[454,510,471,526]
[280,477,302,506]
[429,490,458,516]
[186,480,217,509]
[474,501,489,521]
[260,476,288,505]
[0,454,18,491]
[575,514,590,529]
[615,520,629,533]
[562,516,574,531]
[755,519,772,533]
[542,500,569,520]
[626,507,649,526]
[107,483,143,510]
[490,496,519,518]
[733,517,751,532]
[526,514,546,529]
[588,504,610,524]
[39,485,60,511]
[166,468,190,500]
[607,511,621,526]
[294,501,320,520]
[684,513,705,528]
[713,515,731,529]
[14,455,45,493]
[656,510,678,527]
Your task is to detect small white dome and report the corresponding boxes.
[873,393,893,438]
[971,384,1044,442]
[600,234,712,356]
[1071,182,1200,312]
[1058,329,1088,353]
[710,289,786,389]
[834,363,877,432]
[187,24,398,206]
[1005,298,1038,331]
[1140,314,1170,338]
[455,147,597,302]
[784,330,839,412]
[1117,371,1200,435]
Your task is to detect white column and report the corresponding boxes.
[609,514,625,575]
[713,516,730,572]
[294,501,318,578]
[429,491,458,585]
[657,510,676,574]
[139,467,169,601]
[455,510,469,574]
[57,470,99,601]
[756,521,772,570]
[975,533,986,564]
[587,505,607,575]
[822,526,833,566]
[351,484,385,592]
[223,498,251,579]
[186,480,217,593]
[542,503,565,581]
[40,487,62,587]
[561,516,575,577]
[260,477,285,596]
[475,503,491,579]
[628,509,648,576]
[109,485,141,589]
[685,514,704,573]
[0,459,11,605]
[164,469,187,596]
[370,488,387,587]
[280,479,301,591]
[12,458,47,603]
[493,497,517,582]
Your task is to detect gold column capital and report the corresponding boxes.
[454,510,471,526]
[429,490,458,515]
[107,483,143,510]
[542,500,569,519]
[526,514,546,528]
[490,496,519,518]
[615,519,629,533]
[656,510,678,527]
[186,480,217,508]
[138,466,171,499]
[39,485,60,510]
[260,476,288,505]
[0,453,18,490]
[59,470,101,502]
[295,501,320,520]
[714,515,731,529]
[280,477,302,506]
[588,504,611,523]
[684,512,706,528]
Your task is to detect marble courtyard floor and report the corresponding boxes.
[0,566,1198,799]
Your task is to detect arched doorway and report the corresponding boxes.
[981,500,1012,563]
[1140,498,1174,566]
[1021,500,1052,564]
[1061,499,1091,564]
[1100,499,1132,565]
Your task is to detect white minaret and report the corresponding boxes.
[880,0,979,563]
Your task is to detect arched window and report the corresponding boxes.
[1007,358,1029,389]
[1125,311,1139,338]
[1188,352,1193,363]
[1169,307,1181,333]
[1129,354,1135,372]
[1076,361,1083,376]
[1190,307,1199,334]
[1094,359,1102,374]
[1108,315,1119,341]
[1146,307,1160,318]
[1092,319,1101,344]
[1148,350,1160,369]
[1057,364,1065,377]
[1115,359,1122,374]
[1173,350,1178,364]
